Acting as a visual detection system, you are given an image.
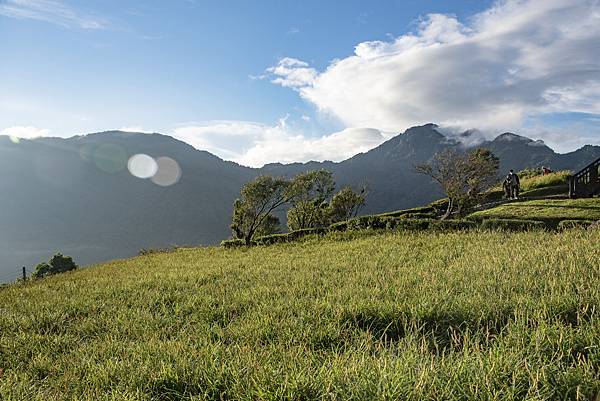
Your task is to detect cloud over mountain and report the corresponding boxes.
[173,121,390,167]
[268,0,600,139]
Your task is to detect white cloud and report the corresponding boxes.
[267,0,600,142]
[0,0,106,29]
[173,121,391,167]
[266,58,317,89]
[0,126,50,139]
[119,126,153,133]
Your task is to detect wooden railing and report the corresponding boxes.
[569,156,600,198]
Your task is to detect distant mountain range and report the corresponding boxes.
[1,123,598,280]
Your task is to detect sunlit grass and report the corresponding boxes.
[1,229,599,400]
[469,198,600,227]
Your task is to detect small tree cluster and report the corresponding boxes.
[32,253,78,279]
[415,148,499,219]
[230,170,366,244]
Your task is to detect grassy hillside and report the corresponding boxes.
[1,230,599,400]
[468,198,600,227]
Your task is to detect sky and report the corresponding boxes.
[1,0,600,167]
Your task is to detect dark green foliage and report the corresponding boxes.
[287,170,335,231]
[220,239,250,248]
[327,186,366,223]
[230,175,291,245]
[377,206,436,218]
[431,219,478,231]
[32,253,77,279]
[255,228,328,246]
[328,221,348,232]
[558,220,596,230]
[386,218,434,231]
[479,219,547,231]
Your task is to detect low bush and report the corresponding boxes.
[431,219,478,231]
[385,218,433,231]
[255,227,328,246]
[377,206,435,218]
[32,253,77,279]
[329,221,348,232]
[220,239,250,248]
[479,219,547,231]
[557,219,596,230]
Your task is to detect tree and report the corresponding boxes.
[415,148,499,219]
[32,253,77,279]
[328,186,366,223]
[287,170,335,230]
[230,175,294,245]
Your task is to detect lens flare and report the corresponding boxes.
[93,144,127,173]
[9,136,20,144]
[151,157,181,187]
[127,154,158,179]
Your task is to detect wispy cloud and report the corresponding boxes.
[0,0,107,29]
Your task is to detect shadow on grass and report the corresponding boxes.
[341,308,511,353]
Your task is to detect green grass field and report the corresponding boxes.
[468,198,600,227]
[1,229,599,400]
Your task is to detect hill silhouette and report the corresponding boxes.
[1,124,598,279]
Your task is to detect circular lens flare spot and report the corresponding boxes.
[93,143,128,173]
[127,154,158,179]
[151,157,181,187]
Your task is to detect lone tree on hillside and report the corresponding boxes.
[415,148,499,219]
[327,186,366,223]
[230,175,294,245]
[287,170,335,231]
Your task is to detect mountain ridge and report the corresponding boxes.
[1,124,599,279]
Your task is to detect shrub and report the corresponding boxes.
[558,220,596,230]
[479,219,547,232]
[386,218,434,231]
[32,253,77,279]
[329,221,348,232]
[220,239,250,248]
[346,215,389,230]
[254,228,328,246]
[431,219,478,231]
[378,206,435,218]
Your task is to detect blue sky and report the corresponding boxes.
[1,0,599,166]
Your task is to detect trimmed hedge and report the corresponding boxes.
[377,206,436,218]
[385,218,433,231]
[220,239,250,248]
[480,219,547,231]
[431,219,478,231]
[557,219,596,230]
[255,227,327,245]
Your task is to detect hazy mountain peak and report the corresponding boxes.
[494,132,531,142]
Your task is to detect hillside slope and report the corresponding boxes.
[1,125,599,278]
[1,230,599,400]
